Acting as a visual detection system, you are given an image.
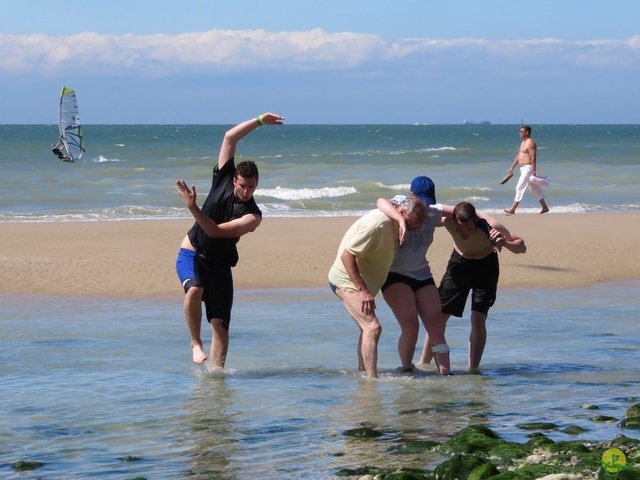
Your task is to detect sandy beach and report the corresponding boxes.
[2,213,639,298]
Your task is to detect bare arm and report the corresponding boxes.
[431,205,455,230]
[175,180,262,238]
[376,198,405,243]
[218,112,285,170]
[489,221,526,254]
[529,140,538,174]
[340,249,376,316]
[441,204,455,220]
[508,154,519,174]
[501,233,526,253]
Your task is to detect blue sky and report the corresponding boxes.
[2,0,639,124]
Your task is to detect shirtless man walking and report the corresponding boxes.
[504,125,549,214]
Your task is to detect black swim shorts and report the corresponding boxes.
[381,272,435,293]
[176,248,234,330]
[438,250,499,317]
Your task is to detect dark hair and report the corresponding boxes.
[453,201,500,245]
[452,201,477,223]
[521,125,532,135]
[235,160,259,180]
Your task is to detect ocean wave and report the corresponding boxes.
[257,186,357,200]
[379,183,411,191]
[0,206,189,223]
[465,196,491,203]
[92,156,124,163]
[333,146,460,157]
[1,202,638,223]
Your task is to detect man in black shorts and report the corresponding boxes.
[420,202,526,372]
[175,112,285,367]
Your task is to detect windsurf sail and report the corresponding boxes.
[58,86,84,162]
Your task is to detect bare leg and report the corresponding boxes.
[468,311,488,372]
[419,336,432,365]
[209,318,229,369]
[184,286,207,364]
[357,332,365,372]
[416,285,450,375]
[419,313,450,365]
[359,321,381,379]
[336,288,382,378]
[504,201,519,215]
[382,283,419,371]
[539,198,549,214]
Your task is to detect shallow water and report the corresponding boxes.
[1,282,639,479]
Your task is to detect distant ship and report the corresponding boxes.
[462,120,492,125]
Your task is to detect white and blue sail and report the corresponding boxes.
[58,87,84,161]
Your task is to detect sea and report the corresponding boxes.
[1,124,639,479]
[1,123,639,221]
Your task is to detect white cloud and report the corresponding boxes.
[393,36,640,71]
[0,21,636,125]
[1,29,639,77]
[0,29,388,76]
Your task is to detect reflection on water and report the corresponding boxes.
[184,377,236,478]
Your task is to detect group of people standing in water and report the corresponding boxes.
[330,178,526,378]
[175,114,549,378]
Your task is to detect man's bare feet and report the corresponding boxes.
[503,208,515,215]
[192,343,207,364]
[539,207,549,214]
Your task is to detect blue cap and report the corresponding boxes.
[410,176,436,205]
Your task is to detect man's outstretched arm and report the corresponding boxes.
[218,113,285,170]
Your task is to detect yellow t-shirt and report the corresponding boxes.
[328,209,398,295]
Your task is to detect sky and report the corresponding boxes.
[2,0,640,124]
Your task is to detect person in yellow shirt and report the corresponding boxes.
[328,195,428,379]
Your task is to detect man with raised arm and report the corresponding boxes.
[175,113,285,368]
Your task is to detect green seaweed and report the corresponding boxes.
[517,422,558,431]
[11,460,44,471]
[591,415,619,423]
[343,426,384,438]
[434,454,488,480]
[562,425,589,435]
[441,425,531,463]
[626,403,640,420]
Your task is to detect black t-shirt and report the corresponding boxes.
[187,158,262,267]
